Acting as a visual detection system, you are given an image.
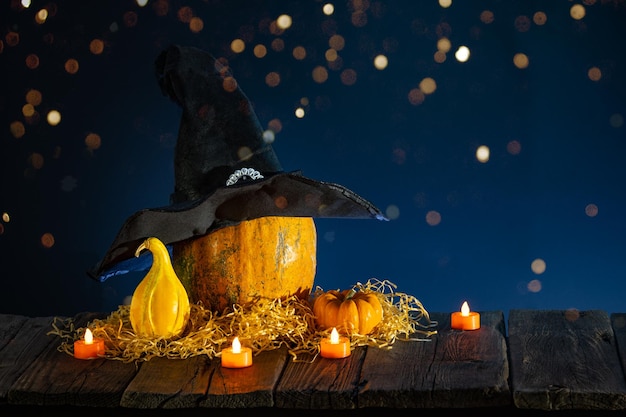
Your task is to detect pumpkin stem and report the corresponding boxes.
[345,288,357,299]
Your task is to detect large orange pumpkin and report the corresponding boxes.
[172,216,316,313]
[312,288,383,335]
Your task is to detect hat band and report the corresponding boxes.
[226,168,264,186]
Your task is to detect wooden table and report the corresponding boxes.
[2,309,626,416]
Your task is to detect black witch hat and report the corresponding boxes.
[89,44,387,282]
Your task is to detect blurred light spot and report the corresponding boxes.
[277,14,292,29]
[419,77,436,94]
[22,103,35,117]
[231,39,245,53]
[323,3,334,15]
[587,66,601,81]
[2,212,10,222]
[295,107,305,118]
[41,232,55,248]
[329,34,345,50]
[507,140,521,155]
[123,11,138,28]
[35,8,48,24]
[6,32,20,47]
[26,89,42,105]
[527,279,542,293]
[47,110,61,126]
[454,46,470,62]
[476,145,490,163]
[271,38,285,52]
[262,129,275,144]
[351,10,367,27]
[292,46,306,60]
[10,121,26,138]
[26,54,40,69]
[564,308,580,322]
[408,88,425,105]
[153,0,169,16]
[189,17,203,33]
[0,223,4,235]
[438,0,452,8]
[30,152,44,169]
[426,210,441,226]
[274,196,288,209]
[312,66,328,83]
[585,203,598,217]
[21,0,31,7]
[434,50,446,64]
[237,146,253,161]
[177,6,193,23]
[136,0,148,6]
[64,58,79,74]
[327,56,343,71]
[325,48,338,62]
[300,97,309,106]
[90,39,105,55]
[60,175,77,192]
[268,118,283,133]
[531,258,546,274]
[514,15,531,32]
[254,44,267,58]
[437,37,451,53]
[373,54,388,70]
[533,11,547,25]
[340,68,357,86]
[570,4,586,20]
[385,205,400,220]
[109,22,119,33]
[609,113,623,128]
[480,10,494,24]
[265,71,281,87]
[323,230,335,243]
[222,76,237,92]
[85,133,101,150]
[513,53,529,69]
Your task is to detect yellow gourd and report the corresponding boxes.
[130,237,190,338]
[312,288,383,335]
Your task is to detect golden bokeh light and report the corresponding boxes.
[237,146,253,161]
[189,17,204,33]
[434,50,446,64]
[271,38,285,52]
[373,54,388,70]
[585,203,598,217]
[570,4,586,20]
[276,14,292,30]
[177,6,193,23]
[514,15,531,32]
[41,232,55,248]
[533,11,547,25]
[295,107,305,118]
[64,58,79,74]
[408,88,425,105]
[35,8,48,24]
[22,103,35,117]
[437,37,451,53]
[10,121,26,138]
[292,46,306,60]
[438,0,452,8]
[476,145,490,163]
[587,66,602,81]
[268,118,283,133]
[46,110,61,126]
[1,212,9,223]
[312,66,328,83]
[265,71,281,87]
[254,44,268,58]
[274,195,288,209]
[29,152,44,169]
[25,54,40,69]
[231,38,245,53]
[426,210,441,226]
[329,34,345,50]
[222,76,237,92]
[136,0,148,6]
[419,77,436,94]
[340,68,357,86]
[85,133,102,150]
[480,10,495,24]
[507,140,521,155]
[513,52,529,69]
[527,279,542,293]
[322,3,334,15]
[26,89,42,105]
[531,258,546,274]
[89,39,105,55]
[454,46,470,62]
[325,48,338,62]
[6,31,20,47]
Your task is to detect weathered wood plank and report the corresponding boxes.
[201,347,289,408]
[0,314,50,403]
[121,355,212,409]
[274,346,366,409]
[7,312,138,408]
[358,311,510,408]
[508,309,626,410]
[612,313,626,379]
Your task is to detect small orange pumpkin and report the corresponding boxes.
[312,288,383,335]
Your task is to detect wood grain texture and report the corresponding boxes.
[508,309,626,410]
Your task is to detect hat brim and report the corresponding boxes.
[89,171,387,281]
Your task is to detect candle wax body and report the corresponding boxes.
[450,311,481,330]
[221,347,253,368]
[320,337,351,358]
[74,338,105,359]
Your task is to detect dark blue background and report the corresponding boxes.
[1,0,625,320]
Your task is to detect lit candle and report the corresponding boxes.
[320,327,351,359]
[450,301,481,330]
[221,336,253,368]
[73,328,105,359]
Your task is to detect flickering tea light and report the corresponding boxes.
[73,328,105,359]
[320,327,351,359]
[451,301,481,330]
[221,336,253,368]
